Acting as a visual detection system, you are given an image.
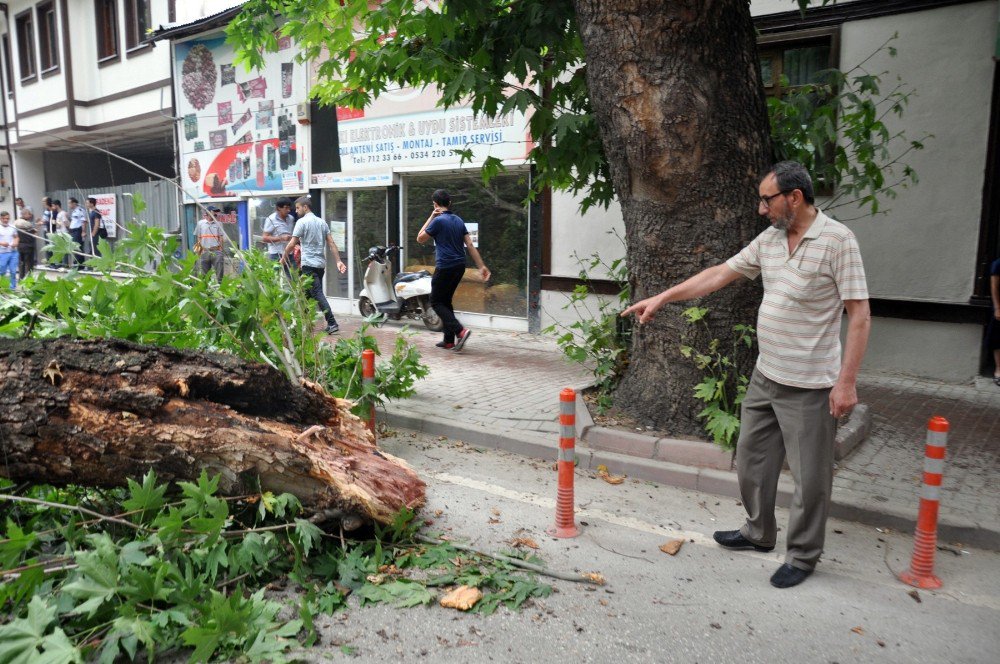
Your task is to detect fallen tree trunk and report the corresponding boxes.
[0,337,425,525]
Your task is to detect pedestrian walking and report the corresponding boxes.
[280,196,346,335]
[0,211,20,289]
[988,256,1000,386]
[49,201,71,268]
[39,197,52,266]
[67,198,88,268]
[261,197,296,273]
[86,197,106,258]
[14,197,32,223]
[416,189,490,351]
[14,207,38,280]
[194,206,228,281]
[622,161,871,588]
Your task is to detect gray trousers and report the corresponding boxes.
[199,250,224,281]
[736,369,836,571]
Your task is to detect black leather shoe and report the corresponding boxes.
[713,529,775,552]
[769,563,813,588]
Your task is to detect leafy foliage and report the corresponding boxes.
[229,0,610,211]
[543,234,631,413]
[0,473,554,662]
[768,35,929,218]
[0,197,427,413]
[679,307,756,450]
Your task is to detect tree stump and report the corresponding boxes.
[0,338,425,525]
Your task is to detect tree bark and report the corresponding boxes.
[573,0,771,433]
[0,338,425,525]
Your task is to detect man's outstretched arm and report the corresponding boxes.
[621,263,745,324]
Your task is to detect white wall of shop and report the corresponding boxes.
[834,2,995,303]
[12,150,43,210]
[549,188,625,279]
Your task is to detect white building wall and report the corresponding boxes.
[549,188,625,279]
[836,2,996,303]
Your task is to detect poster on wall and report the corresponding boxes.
[92,193,117,239]
[175,34,309,201]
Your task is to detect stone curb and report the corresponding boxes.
[380,405,1000,552]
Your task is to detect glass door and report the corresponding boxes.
[322,189,388,301]
[350,189,389,297]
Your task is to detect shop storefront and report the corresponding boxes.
[310,84,534,328]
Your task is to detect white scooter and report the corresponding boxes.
[357,245,443,331]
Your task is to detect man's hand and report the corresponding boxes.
[829,380,858,419]
[336,260,347,274]
[480,266,491,281]
[621,293,664,325]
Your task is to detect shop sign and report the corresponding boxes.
[312,172,394,188]
[175,34,309,201]
[92,193,117,238]
[317,106,529,180]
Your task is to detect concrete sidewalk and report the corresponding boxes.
[337,314,1000,550]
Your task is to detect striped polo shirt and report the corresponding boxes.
[726,210,868,389]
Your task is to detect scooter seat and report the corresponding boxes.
[393,270,430,284]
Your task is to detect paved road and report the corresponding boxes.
[304,429,1000,663]
[337,315,1000,548]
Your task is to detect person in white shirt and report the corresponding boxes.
[622,161,870,589]
[0,211,20,289]
[67,198,88,267]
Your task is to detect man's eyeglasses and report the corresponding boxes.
[759,190,791,209]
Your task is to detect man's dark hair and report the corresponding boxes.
[87,197,97,206]
[52,200,61,207]
[69,197,78,205]
[276,197,292,208]
[294,195,311,209]
[765,161,814,205]
[431,189,451,208]
[0,211,9,217]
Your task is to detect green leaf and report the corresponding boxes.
[0,596,81,664]
[355,580,434,608]
[122,471,167,524]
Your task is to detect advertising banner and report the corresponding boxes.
[175,35,309,201]
[92,193,117,238]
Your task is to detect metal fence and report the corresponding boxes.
[49,179,181,238]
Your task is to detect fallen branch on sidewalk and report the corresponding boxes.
[0,337,425,524]
[416,534,604,584]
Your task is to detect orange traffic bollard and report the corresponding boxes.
[899,416,949,589]
[362,349,376,439]
[547,388,580,538]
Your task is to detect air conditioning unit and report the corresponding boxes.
[296,102,310,125]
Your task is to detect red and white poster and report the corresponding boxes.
[92,193,117,239]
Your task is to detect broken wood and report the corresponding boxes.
[0,337,425,525]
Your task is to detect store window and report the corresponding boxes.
[248,195,295,254]
[184,202,241,274]
[404,172,529,318]
[322,191,350,299]
[15,10,36,81]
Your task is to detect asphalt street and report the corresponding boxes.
[304,429,1000,663]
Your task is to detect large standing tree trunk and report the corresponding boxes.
[574,0,770,433]
[0,338,425,525]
